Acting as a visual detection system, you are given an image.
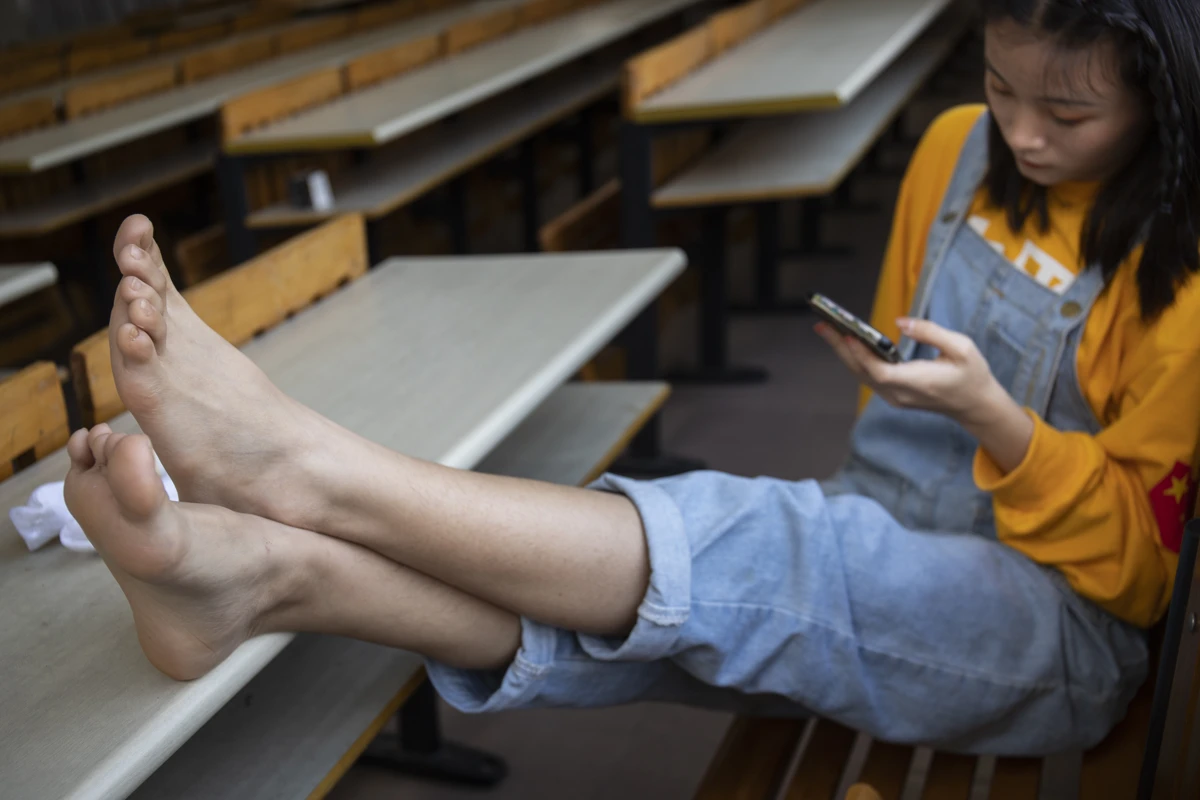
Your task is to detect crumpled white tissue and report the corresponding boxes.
[8,455,178,553]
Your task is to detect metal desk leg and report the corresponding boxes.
[731,201,809,315]
[610,120,704,477]
[446,177,470,255]
[216,155,256,264]
[359,680,507,787]
[520,137,540,252]
[666,207,767,384]
[577,105,595,197]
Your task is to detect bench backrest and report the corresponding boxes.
[0,98,58,140]
[220,66,347,141]
[520,0,579,26]
[345,34,443,90]
[444,7,522,54]
[0,362,69,481]
[156,21,228,53]
[182,33,277,83]
[1140,522,1200,799]
[64,62,180,120]
[276,15,354,55]
[352,0,424,30]
[70,214,369,426]
[68,39,153,76]
[0,58,64,95]
[233,6,293,33]
[173,223,230,288]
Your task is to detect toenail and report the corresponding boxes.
[130,245,144,259]
[139,299,151,312]
[128,277,142,289]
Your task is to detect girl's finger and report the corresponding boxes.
[897,318,972,359]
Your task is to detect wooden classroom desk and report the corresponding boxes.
[224,0,703,154]
[0,248,684,800]
[0,262,58,307]
[0,0,522,174]
[630,0,956,123]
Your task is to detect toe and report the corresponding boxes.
[115,322,157,364]
[129,297,167,346]
[106,435,168,521]
[113,215,175,295]
[116,244,169,295]
[68,429,96,470]
[119,275,165,314]
[88,424,115,466]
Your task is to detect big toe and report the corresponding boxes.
[106,435,169,521]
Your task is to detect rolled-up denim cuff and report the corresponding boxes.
[574,473,692,662]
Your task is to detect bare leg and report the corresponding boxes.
[64,425,521,680]
[108,215,652,636]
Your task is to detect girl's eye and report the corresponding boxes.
[1051,115,1086,127]
[988,81,1013,96]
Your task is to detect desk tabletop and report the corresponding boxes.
[631,0,955,123]
[0,249,684,800]
[225,0,699,154]
[0,262,58,307]
[0,0,519,173]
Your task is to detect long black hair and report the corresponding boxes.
[978,0,1200,319]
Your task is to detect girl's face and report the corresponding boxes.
[984,18,1150,186]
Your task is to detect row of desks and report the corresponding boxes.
[0,0,522,173]
[0,248,684,800]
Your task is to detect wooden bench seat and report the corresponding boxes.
[0,143,214,239]
[244,56,620,229]
[696,529,1200,800]
[125,379,669,799]
[652,7,967,209]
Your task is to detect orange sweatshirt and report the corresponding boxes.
[864,104,1200,628]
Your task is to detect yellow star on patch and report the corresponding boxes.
[1165,475,1190,504]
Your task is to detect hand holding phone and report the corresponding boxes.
[805,292,902,363]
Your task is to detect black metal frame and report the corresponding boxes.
[1139,521,1200,799]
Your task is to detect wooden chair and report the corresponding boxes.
[156,21,229,53]
[351,0,425,31]
[70,214,369,426]
[63,62,180,120]
[696,521,1200,800]
[0,361,70,481]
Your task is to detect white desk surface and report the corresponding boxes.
[0,262,58,307]
[0,0,520,174]
[632,0,956,123]
[128,380,669,800]
[247,52,619,226]
[652,7,967,206]
[226,0,700,153]
[0,249,684,800]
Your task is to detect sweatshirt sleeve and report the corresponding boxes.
[974,337,1200,627]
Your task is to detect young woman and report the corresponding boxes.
[66,0,1200,755]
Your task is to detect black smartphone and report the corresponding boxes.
[806,292,902,363]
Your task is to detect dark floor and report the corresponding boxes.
[330,66,984,800]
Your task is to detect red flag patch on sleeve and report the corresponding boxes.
[1149,461,1197,553]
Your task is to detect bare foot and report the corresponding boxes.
[63,425,304,680]
[108,215,336,529]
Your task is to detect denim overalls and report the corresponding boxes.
[428,113,1150,754]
